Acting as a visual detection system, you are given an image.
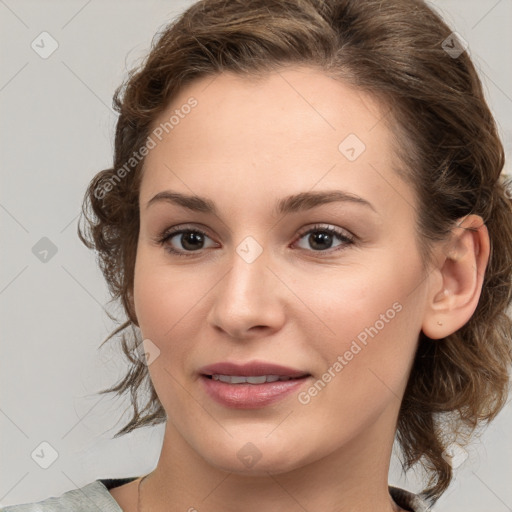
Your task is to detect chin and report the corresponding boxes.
[206,450,307,476]
[193,433,316,476]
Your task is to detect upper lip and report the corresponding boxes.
[199,361,310,378]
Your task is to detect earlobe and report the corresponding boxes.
[422,215,490,340]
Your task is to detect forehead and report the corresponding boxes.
[147,67,388,156]
[140,67,413,215]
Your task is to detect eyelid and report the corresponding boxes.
[156,223,215,241]
[293,223,355,243]
[154,224,218,249]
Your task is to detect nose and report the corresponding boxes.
[206,245,286,340]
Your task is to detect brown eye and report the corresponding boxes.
[294,225,354,253]
[158,228,218,256]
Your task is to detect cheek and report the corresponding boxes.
[298,252,422,339]
[295,248,425,390]
[132,251,201,414]
[133,248,205,340]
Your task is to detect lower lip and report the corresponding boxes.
[200,375,310,409]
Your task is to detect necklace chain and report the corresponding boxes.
[137,474,148,512]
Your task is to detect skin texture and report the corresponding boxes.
[109,67,489,512]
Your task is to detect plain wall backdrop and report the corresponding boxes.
[1,1,511,510]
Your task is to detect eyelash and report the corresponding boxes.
[155,223,355,258]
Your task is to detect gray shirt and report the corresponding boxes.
[1,478,430,512]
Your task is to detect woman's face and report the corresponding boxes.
[133,67,432,474]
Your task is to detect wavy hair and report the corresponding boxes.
[78,0,512,505]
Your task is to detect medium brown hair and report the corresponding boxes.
[78,0,512,505]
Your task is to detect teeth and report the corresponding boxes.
[247,375,267,384]
[211,374,294,384]
[229,375,247,384]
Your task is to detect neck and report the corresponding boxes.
[141,406,404,512]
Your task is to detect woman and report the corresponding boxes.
[4,0,511,511]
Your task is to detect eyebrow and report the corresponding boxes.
[145,189,376,215]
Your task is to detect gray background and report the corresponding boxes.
[1,1,511,510]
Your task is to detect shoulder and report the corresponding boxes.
[0,478,137,512]
[389,485,431,512]
[3,481,427,512]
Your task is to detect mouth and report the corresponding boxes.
[204,374,308,384]
[198,361,311,408]
[198,360,310,379]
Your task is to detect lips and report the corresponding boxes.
[198,360,311,409]
[199,361,309,379]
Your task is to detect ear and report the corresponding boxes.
[422,214,490,340]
